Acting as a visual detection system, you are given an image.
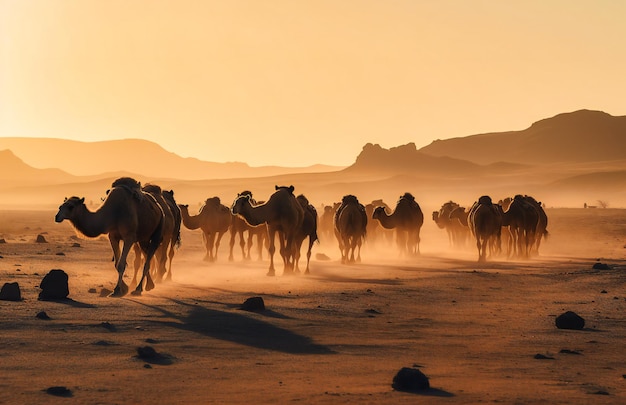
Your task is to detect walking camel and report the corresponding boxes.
[231,185,304,276]
[294,194,319,274]
[131,184,176,286]
[228,191,268,261]
[373,192,424,256]
[334,195,367,264]
[468,195,502,262]
[54,177,164,296]
[179,197,231,262]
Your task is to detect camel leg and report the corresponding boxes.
[246,233,254,261]
[267,229,276,276]
[202,231,212,261]
[240,231,248,260]
[165,242,175,282]
[130,243,143,289]
[228,230,236,261]
[111,240,134,297]
[214,231,226,262]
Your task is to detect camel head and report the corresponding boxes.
[231,193,252,215]
[55,196,85,223]
[275,185,295,194]
[372,206,387,220]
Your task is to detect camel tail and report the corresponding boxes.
[149,215,165,255]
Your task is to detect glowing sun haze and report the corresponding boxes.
[2,0,625,167]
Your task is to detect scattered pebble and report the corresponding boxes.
[88,288,97,294]
[392,367,430,392]
[559,349,582,355]
[534,354,555,360]
[45,386,72,397]
[36,311,51,320]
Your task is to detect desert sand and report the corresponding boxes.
[1,206,625,404]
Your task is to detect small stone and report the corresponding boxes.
[240,296,265,311]
[39,269,69,300]
[45,386,72,397]
[35,234,48,243]
[534,353,555,360]
[137,346,159,359]
[392,367,430,392]
[100,288,113,297]
[592,262,610,270]
[556,311,585,330]
[36,311,51,320]
[88,288,97,293]
[72,243,81,248]
[0,282,21,301]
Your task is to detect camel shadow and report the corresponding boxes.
[38,297,96,308]
[133,299,334,355]
[412,387,455,397]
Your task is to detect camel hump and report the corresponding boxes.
[206,196,221,205]
[238,190,252,198]
[478,195,492,205]
[296,194,310,207]
[142,183,162,194]
[112,177,144,201]
[342,195,359,206]
[400,192,415,203]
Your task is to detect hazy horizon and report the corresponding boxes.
[2,1,626,166]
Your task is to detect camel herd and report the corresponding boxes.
[54,177,547,297]
[432,195,549,262]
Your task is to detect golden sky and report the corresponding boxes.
[1,0,625,167]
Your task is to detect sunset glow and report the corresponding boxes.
[2,0,626,166]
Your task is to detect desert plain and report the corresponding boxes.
[1,204,625,404]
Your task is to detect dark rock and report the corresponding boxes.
[88,288,97,293]
[556,311,585,330]
[137,346,159,359]
[36,311,51,320]
[0,238,6,243]
[240,296,265,311]
[55,252,65,256]
[534,353,555,360]
[99,322,117,332]
[392,367,430,392]
[0,282,21,301]
[600,290,608,294]
[39,269,69,300]
[72,243,81,248]
[559,349,582,355]
[45,386,72,397]
[35,234,48,243]
[592,262,610,270]
[100,288,113,297]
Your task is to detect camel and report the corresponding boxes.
[372,192,424,256]
[318,203,339,245]
[294,194,319,274]
[179,197,231,262]
[334,195,367,264]
[468,195,502,262]
[228,191,268,261]
[161,189,182,279]
[54,177,164,296]
[365,199,393,248]
[131,184,176,286]
[500,195,544,259]
[447,205,471,248]
[231,185,304,276]
[433,201,468,247]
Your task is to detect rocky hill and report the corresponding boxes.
[418,109,626,165]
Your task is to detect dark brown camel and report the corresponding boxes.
[161,189,182,279]
[228,191,268,261]
[54,177,164,296]
[372,192,424,256]
[334,195,367,264]
[500,195,539,259]
[179,197,231,262]
[433,201,468,248]
[294,194,318,274]
[131,184,175,286]
[468,195,502,262]
[318,203,339,245]
[447,205,470,248]
[231,185,304,276]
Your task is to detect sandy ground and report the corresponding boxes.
[1,208,625,404]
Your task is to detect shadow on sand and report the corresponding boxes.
[133,299,334,355]
[38,297,96,308]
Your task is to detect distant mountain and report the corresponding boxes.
[0,149,76,185]
[0,138,343,180]
[419,109,626,165]
[344,142,529,175]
